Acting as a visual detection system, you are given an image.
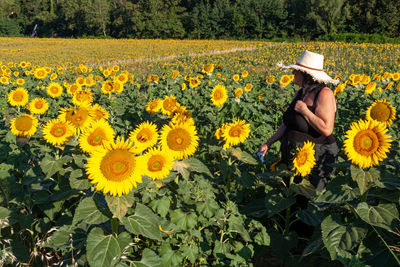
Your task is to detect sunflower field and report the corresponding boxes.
[0,39,400,266]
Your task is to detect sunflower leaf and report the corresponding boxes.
[182,158,212,177]
[350,165,379,195]
[105,192,135,221]
[131,248,162,267]
[72,197,109,226]
[172,160,190,179]
[356,202,399,230]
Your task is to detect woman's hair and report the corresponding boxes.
[301,71,325,93]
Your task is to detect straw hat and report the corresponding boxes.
[277,50,339,85]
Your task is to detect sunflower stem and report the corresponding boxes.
[111,216,119,237]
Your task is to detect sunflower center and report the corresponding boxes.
[88,128,107,146]
[229,126,242,137]
[137,129,151,143]
[67,108,89,127]
[15,116,33,131]
[13,92,24,102]
[353,129,379,156]
[148,155,165,172]
[163,99,176,111]
[370,103,391,122]
[50,86,59,94]
[35,101,44,109]
[214,90,222,100]
[296,150,308,166]
[51,124,67,137]
[100,149,135,182]
[167,129,191,151]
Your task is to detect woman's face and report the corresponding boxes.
[292,69,303,87]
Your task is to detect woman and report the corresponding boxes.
[258,50,339,191]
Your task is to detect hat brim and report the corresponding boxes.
[277,62,339,85]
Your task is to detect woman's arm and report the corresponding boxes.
[294,87,336,136]
[258,123,287,156]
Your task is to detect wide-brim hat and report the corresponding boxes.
[277,50,339,85]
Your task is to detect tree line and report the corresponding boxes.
[0,0,399,40]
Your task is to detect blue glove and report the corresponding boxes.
[256,151,265,163]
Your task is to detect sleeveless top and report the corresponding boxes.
[282,87,336,145]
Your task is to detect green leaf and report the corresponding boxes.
[172,160,190,179]
[170,209,197,231]
[41,155,73,178]
[69,169,91,190]
[0,207,11,219]
[0,163,13,179]
[105,192,135,221]
[122,203,163,241]
[291,179,316,199]
[254,227,270,246]
[160,243,183,266]
[351,165,379,195]
[183,158,212,177]
[229,147,258,165]
[269,230,298,259]
[87,228,123,267]
[321,214,368,260]
[149,196,170,218]
[196,199,219,218]
[180,244,198,264]
[72,197,109,226]
[265,189,295,217]
[356,202,399,230]
[228,215,251,242]
[315,176,360,205]
[297,205,323,227]
[131,248,162,267]
[302,238,323,257]
[213,240,232,257]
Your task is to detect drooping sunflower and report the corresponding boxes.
[27,98,49,115]
[58,104,94,134]
[10,114,38,137]
[72,89,93,106]
[42,119,75,146]
[85,137,143,196]
[202,64,214,75]
[160,122,199,159]
[234,88,243,99]
[344,119,392,169]
[280,75,291,87]
[365,82,376,94]
[210,84,228,107]
[46,82,63,98]
[141,147,175,180]
[365,99,396,127]
[79,119,115,154]
[215,123,229,140]
[170,106,194,125]
[146,99,162,114]
[221,119,250,149]
[90,103,109,121]
[129,121,159,153]
[292,141,316,177]
[161,95,179,116]
[7,87,29,106]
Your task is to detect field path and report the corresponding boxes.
[98,46,258,67]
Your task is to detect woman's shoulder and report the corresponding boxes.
[317,87,334,99]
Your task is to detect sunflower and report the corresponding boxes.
[170,106,194,125]
[344,119,392,169]
[210,84,228,107]
[242,71,249,78]
[129,121,159,153]
[292,141,316,177]
[85,137,143,196]
[244,83,253,92]
[67,84,81,95]
[233,74,240,82]
[42,119,75,146]
[266,75,275,84]
[146,99,162,114]
[72,89,93,106]
[202,64,214,75]
[16,78,25,85]
[234,88,243,99]
[10,114,38,137]
[385,82,394,90]
[181,83,186,91]
[79,119,115,154]
[160,122,199,159]
[113,81,124,93]
[215,123,229,140]
[393,72,400,81]
[221,119,250,149]
[0,76,9,85]
[33,68,47,79]
[365,99,396,127]
[189,78,200,88]
[58,104,94,134]
[27,98,49,114]
[280,75,291,87]
[7,87,29,106]
[141,147,174,180]
[47,82,63,98]
[171,70,180,80]
[115,73,128,84]
[365,82,376,94]
[101,81,114,94]
[90,103,109,121]
[161,95,179,116]
[333,83,346,97]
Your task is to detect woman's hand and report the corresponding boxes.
[258,143,269,157]
[294,100,309,115]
